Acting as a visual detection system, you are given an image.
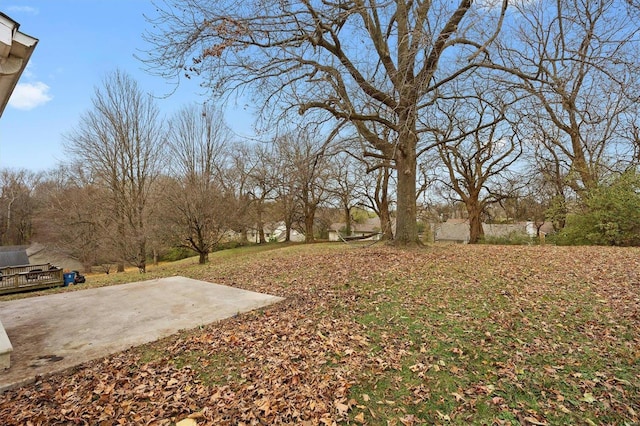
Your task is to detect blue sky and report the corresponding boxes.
[0,0,253,172]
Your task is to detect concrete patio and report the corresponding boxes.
[0,276,283,392]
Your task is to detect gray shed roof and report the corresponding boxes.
[0,246,29,268]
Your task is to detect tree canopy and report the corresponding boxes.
[142,0,509,244]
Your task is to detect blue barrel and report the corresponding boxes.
[63,272,76,286]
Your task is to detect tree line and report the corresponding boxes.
[0,71,408,271]
[140,0,640,245]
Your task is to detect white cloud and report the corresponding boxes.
[8,82,52,110]
[6,6,39,14]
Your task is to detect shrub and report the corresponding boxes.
[214,240,253,251]
[480,231,537,245]
[161,247,194,262]
[555,170,640,246]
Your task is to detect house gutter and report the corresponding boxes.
[0,12,38,118]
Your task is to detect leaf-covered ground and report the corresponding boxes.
[1,243,639,425]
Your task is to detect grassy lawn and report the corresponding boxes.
[1,243,638,425]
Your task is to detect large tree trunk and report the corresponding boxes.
[304,205,315,243]
[569,132,597,195]
[380,205,393,241]
[343,206,351,236]
[373,166,394,240]
[256,216,265,243]
[467,201,484,244]
[137,205,147,272]
[117,214,126,272]
[195,228,208,264]
[393,136,419,245]
[117,211,126,272]
[257,202,266,243]
[138,238,146,273]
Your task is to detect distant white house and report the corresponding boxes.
[246,222,305,243]
[0,12,38,117]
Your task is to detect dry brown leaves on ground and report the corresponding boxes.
[0,244,638,425]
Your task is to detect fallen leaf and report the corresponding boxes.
[176,419,197,426]
[399,414,419,425]
[334,401,349,415]
[451,392,466,402]
[435,410,451,421]
[523,416,547,425]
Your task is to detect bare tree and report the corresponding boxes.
[523,127,572,230]
[434,84,523,243]
[64,70,165,272]
[34,167,115,272]
[165,103,234,264]
[273,130,331,243]
[326,150,365,237]
[225,142,259,240]
[271,146,300,243]
[335,133,396,240]
[0,168,41,246]
[243,143,279,244]
[142,0,508,245]
[490,0,640,195]
[352,159,394,241]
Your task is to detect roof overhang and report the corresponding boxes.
[0,12,38,118]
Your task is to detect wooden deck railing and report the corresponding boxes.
[0,264,64,295]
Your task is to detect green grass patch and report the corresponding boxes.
[344,252,640,424]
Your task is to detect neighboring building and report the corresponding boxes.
[27,243,83,271]
[433,218,554,243]
[0,12,38,117]
[246,222,305,243]
[0,245,29,268]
